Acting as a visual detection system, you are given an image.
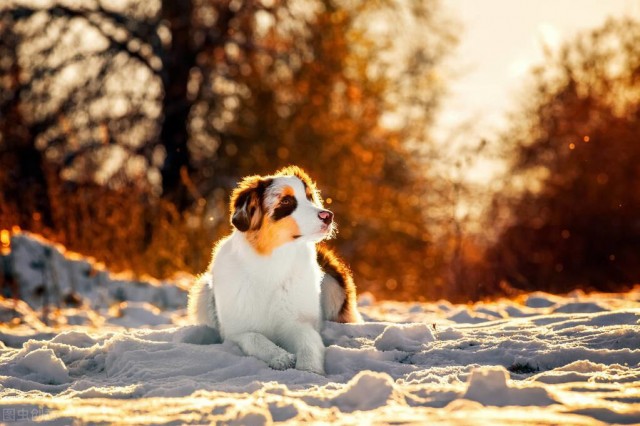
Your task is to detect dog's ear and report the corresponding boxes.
[230,176,271,232]
[231,190,258,232]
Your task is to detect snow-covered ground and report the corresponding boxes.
[0,234,639,424]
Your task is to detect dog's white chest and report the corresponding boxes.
[211,234,322,342]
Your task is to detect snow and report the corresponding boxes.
[463,366,556,406]
[13,348,70,385]
[374,323,436,351]
[106,301,174,327]
[0,233,639,424]
[331,371,398,412]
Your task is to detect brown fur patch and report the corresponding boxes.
[281,185,295,197]
[247,215,301,255]
[317,244,362,323]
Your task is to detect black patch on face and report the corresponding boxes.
[272,194,297,221]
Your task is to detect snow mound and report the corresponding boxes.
[463,366,556,406]
[447,308,496,324]
[331,371,397,412]
[374,323,435,351]
[14,348,70,385]
[552,301,607,313]
[2,233,187,316]
[525,292,562,308]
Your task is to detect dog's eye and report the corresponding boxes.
[273,195,298,220]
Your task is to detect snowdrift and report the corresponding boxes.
[0,234,639,424]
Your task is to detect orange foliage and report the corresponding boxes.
[486,18,640,293]
[0,0,462,301]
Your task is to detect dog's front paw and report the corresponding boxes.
[268,352,296,370]
[296,356,325,375]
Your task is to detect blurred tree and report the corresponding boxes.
[159,0,194,208]
[0,0,205,275]
[0,13,53,228]
[489,18,640,293]
[1,0,458,300]
[0,0,164,189]
[187,0,457,299]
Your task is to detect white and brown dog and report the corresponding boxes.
[188,166,361,374]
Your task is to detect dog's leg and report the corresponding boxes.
[228,332,296,370]
[287,325,325,375]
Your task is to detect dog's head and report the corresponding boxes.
[229,166,335,254]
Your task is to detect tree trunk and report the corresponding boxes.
[0,23,54,229]
[159,0,195,210]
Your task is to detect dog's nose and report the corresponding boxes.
[318,210,333,225]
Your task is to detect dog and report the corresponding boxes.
[188,166,361,374]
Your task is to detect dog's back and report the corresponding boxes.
[317,245,362,323]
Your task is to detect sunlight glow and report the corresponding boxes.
[0,230,10,255]
[439,0,639,183]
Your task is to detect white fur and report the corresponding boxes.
[189,176,330,374]
[269,176,330,241]
[187,272,219,329]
